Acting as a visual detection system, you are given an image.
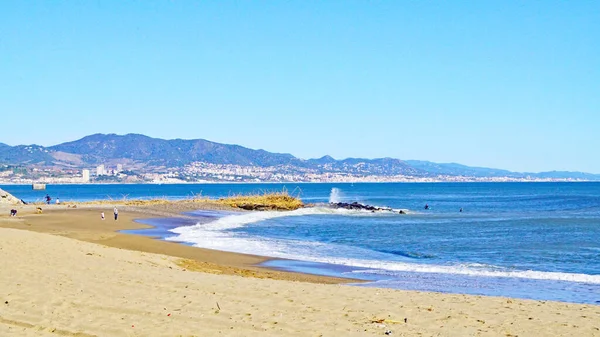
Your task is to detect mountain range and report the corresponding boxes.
[1,133,598,181]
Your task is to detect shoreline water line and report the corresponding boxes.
[4,182,600,304]
[127,208,600,304]
[163,210,600,284]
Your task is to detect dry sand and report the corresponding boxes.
[0,205,352,283]
[1,205,599,336]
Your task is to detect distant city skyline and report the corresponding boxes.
[1,2,598,173]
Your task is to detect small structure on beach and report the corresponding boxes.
[32,183,46,190]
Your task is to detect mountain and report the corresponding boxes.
[311,157,423,176]
[531,171,600,180]
[45,134,422,176]
[0,144,54,165]
[50,133,298,167]
[406,160,600,180]
[308,155,336,165]
[0,134,598,181]
[405,160,519,177]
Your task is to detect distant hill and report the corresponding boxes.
[45,133,422,176]
[406,160,600,180]
[0,133,598,180]
[405,160,519,178]
[50,133,298,167]
[309,157,422,176]
[532,171,600,180]
[0,144,54,165]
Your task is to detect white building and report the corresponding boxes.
[82,169,90,183]
[96,165,105,176]
[116,164,123,172]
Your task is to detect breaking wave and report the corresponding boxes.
[166,209,600,285]
[170,206,393,233]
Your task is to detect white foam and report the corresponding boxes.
[329,188,343,203]
[342,260,600,284]
[166,210,600,285]
[171,207,394,233]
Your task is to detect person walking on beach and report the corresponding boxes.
[45,194,51,205]
[113,207,118,221]
[101,212,105,220]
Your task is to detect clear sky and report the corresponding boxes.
[1,1,598,173]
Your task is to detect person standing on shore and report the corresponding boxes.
[113,207,118,221]
[101,212,105,220]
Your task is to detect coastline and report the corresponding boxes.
[0,203,356,284]
[1,203,599,336]
[1,180,597,186]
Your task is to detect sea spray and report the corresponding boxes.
[329,188,343,203]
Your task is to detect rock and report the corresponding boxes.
[329,202,389,212]
[0,188,23,205]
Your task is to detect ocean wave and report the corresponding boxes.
[583,247,600,252]
[166,206,600,285]
[375,249,437,259]
[167,227,600,285]
[346,260,600,284]
[170,207,400,233]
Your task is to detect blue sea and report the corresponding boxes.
[3,182,600,304]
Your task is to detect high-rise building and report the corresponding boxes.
[116,164,123,172]
[82,169,90,182]
[96,165,105,176]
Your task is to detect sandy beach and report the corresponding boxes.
[0,204,351,284]
[1,204,599,336]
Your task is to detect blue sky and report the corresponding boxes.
[1,1,598,173]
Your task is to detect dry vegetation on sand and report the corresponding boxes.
[216,190,304,211]
[47,190,304,211]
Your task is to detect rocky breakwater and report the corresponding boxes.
[0,188,23,205]
[329,201,392,212]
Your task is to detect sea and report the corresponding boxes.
[2,182,599,304]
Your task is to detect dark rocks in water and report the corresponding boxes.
[330,201,388,212]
